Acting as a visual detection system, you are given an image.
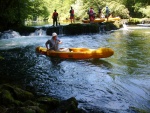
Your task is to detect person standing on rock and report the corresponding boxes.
[52,9,58,26]
[106,6,110,21]
[98,7,102,18]
[88,7,95,22]
[69,7,75,23]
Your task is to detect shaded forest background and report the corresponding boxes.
[0,0,150,29]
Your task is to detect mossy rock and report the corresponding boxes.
[0,89,22,107]
[64,23,83,35]
[0,56,4,60]
[64,23,99,35]
[0,84,34,102]
[6,106,45,113]
[23,100,39,107]
[0,106,7,113]
[59,97,78,113]
[6,107,35,113]
[37,97,60,110]
[130,107,148,113]
[104,22,118,31]
[13,87,34,101]
[13,26,36,36]
[46,27,60,36]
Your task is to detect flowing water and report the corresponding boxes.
[0,26,150,113]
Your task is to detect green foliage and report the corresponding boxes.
[128,18,142,24]
[0,0,150,30]
[125,0,150,17]
[81,0,130,19]
[139,6,150,17]
[106,1,130,18]
[0,0,49,29]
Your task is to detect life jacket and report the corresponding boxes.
[89,9,94,15]
[53,12,58,18]
[71,9,74,14]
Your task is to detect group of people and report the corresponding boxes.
[46,6,110,51]
[47,6,75,51]
[52,7,75,26]
[52,6,110,26]
[87,6,110,22]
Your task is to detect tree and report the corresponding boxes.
[0,0,49,29]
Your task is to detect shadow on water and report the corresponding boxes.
[50,57,64,66]
[86,58,113,69]
[49,58,112,70]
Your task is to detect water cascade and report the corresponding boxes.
[0,30,21,39]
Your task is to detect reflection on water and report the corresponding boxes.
[0,26,150,112]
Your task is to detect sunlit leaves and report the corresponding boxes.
[139,6,150,17]
[107,1,130,18]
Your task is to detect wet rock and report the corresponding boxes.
[5,106,45,113]
[64,23,99,35]
[37,97,60,111]
[129,107,148,113]
[0,89,23,107]
[23,100,39,106]
[59,97,78,113]
[0,84,86,113]
[46,22,120,35]
[0,56,4,60]
[0,84,34,102]
[0,106,7,113]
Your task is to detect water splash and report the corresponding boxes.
[29,29,46,36]
[122,23,128,30]
[0,30,21,39]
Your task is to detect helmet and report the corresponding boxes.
[52,32,57,37]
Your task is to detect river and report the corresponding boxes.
[0,25,150,113]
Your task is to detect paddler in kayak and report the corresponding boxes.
[45,32,62,51]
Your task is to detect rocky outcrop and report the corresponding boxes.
[0,84,86,113]
[46,22,121,35]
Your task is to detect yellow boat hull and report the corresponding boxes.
[105,17,121,22]
[36,47,114,59]
[82,18,105,23]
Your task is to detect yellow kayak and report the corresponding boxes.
[36,46,114,59]
[105,17,121,22]
[82,18,105,23]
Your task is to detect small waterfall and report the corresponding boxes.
[122,23,128,30]
[0,30,21,39]
[59,25,63,35]
[29,29,46,36]
[99,23,106,34]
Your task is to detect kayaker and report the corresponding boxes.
[45,32,62,51]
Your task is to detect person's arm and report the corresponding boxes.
[59,41,62,44]
[45,40,49,50]
[57,39,62,44]
[52,13,54,19]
